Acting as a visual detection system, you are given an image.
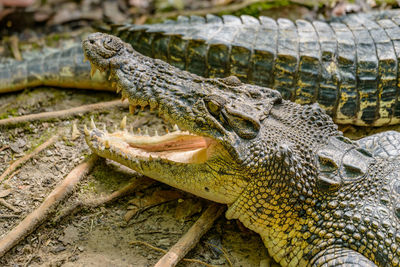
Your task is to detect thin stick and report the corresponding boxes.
[0,146,9,153]
[154,203,225,267]
[0,133,59,182]
[88,177,155,206]
[0,214,19,219]
[205,242,233,267]
[0,199,19,213]
[9,35,22,61]
[53,177,155,223]
[131,241,217,267]
[0,99,128,126]
[0,154,98,257]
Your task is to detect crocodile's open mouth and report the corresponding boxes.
[84,117,218,165]
[82,33,246,204]
[84,62,225,166]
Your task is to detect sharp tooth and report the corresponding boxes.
[150,102,158,112]
[84,125,90,135]
[83,55,88,63]
[144,128,149,136]
[90,63,98,77]
[129,125,134,133]
[121,96,127,102]
[129,105,136,114]
[149,155,153,160]
[120,116,127,130]
[173,124,180,132]
[137,128,141,135]
[154,130,158,136]
[71,123,80,140]
[165,128,169,133]
[116,85,121,93]
[90,117,96,129]
[104,139,110,148]
[103,124,107,132]
[108,74,113,80]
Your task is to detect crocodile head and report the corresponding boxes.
[82,33,342,205]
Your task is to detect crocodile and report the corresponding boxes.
[83,32,400,267]
[4,11,400,126]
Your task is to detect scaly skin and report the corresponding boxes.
[112,11,400,126]
[4,11,400,125]
[0,44,113,94]
[83,33,400,267]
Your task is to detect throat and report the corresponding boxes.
[102,130,218,164]
[129,135,209,152]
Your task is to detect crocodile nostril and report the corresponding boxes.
[89,39,95,44]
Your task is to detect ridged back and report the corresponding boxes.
[112,11,400,126]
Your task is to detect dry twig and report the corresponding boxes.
[130,240,218,267]
[205,242,233,267]
[0,214,19,219]
[124,189,182,222]
[0,145,9,153]
[53,176,155,223]
[9,35,22,61]
[0,99,128,126]
[0,154,99,257]
[154,203,225,267]
[0,133,59,182]
[0,199,19,213]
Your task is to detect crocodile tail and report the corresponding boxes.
[0,44,114,94]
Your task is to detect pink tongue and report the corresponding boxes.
[129,136,208,152]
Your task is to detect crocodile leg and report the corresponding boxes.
[309,247,377,267]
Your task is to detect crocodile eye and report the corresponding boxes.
[204,95,225,117]
[207,100,221,116]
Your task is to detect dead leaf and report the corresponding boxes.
[103,1,127,24]
[0,189,12,198]
[60,225,79,245]
[47,3,102,26]
[71,122,80,141]
[1,0,35,7]
[174,198,203,220]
